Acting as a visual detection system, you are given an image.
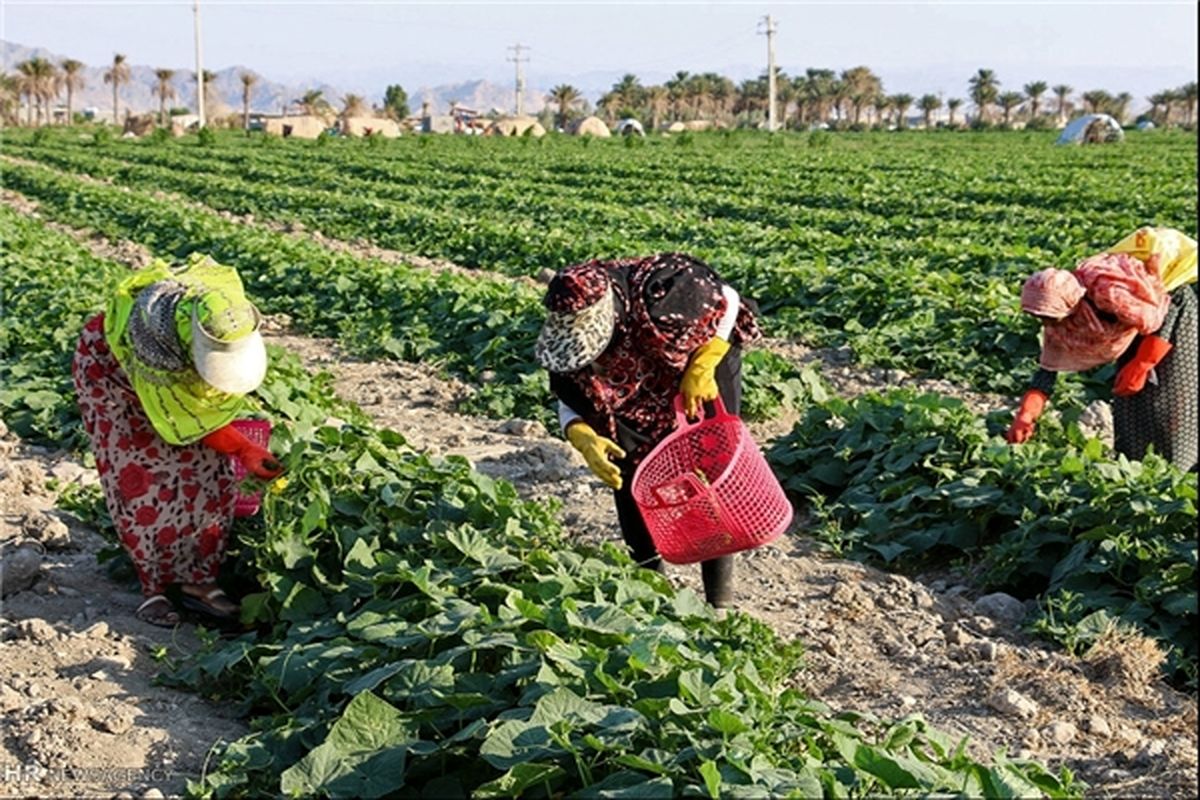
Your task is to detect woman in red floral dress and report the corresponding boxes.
[72,256,283,626]
[535,253,760,610]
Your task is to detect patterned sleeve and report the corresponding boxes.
[1029,367,1059,397]
[1156,285,1193,343]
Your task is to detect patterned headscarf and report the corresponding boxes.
[535,263,617,373]
[1031,253,1170,373]
[1020,269,1085,320]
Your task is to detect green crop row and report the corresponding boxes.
[0,156,828,428]
[6,129,1194,396]
[1,203,1081,799]
[767,390,1198,687]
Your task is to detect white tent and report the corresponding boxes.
[1056,114,1124,145]
[615,118,645,137]
[1136,119,1156,131]
[570,116,611,137]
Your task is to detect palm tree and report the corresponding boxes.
[1147,92,1166,125]
[103,53,131,125]
[1180,81,1198,127]
[889,94,913,128]
[968,68,999,123]
[1111,92,1132,125]
[946,97,964,127]
[997,91,1023,125]
[706,73,735,120]
[29,58,59,126]
[795,68,836,126]
[841,65,882,125]
[0,72,20,126]
[735,76,766,118]
[1160,89,1181,127]
[239,72,257,131]
[15,61,35,125]
[15,58,52,126]
[1052,84,1073,124]
[341,93,367,119]
[665,70,690,119]
[296,89,330,117]
[546,83,582,129]
[646,85,669,130]
[872,95,889,126]
[60,59,85,125]
[1081,89,1111,114]
[1023,81,1048,119]
[152,68,176,127]
[611,73,643,117]
[917,94,941,129]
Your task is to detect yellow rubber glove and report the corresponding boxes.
[680,337,731,419]
[566,421,626,490]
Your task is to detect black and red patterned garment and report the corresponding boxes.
[549,253,761,464]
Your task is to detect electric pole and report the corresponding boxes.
[758,14,778,131]
[194,1,206,128]
[507,43,530,117]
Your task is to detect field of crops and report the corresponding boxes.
[1,127,1196,797]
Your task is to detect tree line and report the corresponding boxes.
[3,55,1197,134]
[0,54,412,130]
[546,67,1197,132]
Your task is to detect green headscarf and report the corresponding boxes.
[104,254,256,445]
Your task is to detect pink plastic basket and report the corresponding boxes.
[230,418,272,517]
[631,396,792,564]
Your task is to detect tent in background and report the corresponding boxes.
[1057,114,1124,145]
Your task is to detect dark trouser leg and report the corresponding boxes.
[613,476,661,572]
[610,345,744,603]
[702,557,734,607]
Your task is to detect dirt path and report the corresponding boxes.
[1,188,1191,799]
[0,426,246,799]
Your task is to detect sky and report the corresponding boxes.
[2,1,1197,100]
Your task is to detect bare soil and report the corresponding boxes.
[0,190,1190,800]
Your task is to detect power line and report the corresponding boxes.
[506,43,530,116]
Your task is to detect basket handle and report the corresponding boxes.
[672,393,732,429]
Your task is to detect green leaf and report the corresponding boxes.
[474,762,566,798]
[699,760,722,799]
[707,708,750,736]
[279,690,416,799]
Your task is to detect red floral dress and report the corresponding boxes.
[72,314,236,596]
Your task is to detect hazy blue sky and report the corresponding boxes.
[3,1,1196,99]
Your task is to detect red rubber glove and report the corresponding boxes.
[202,424,284,480]
[1113,335,1172,397]
[1006,389,1048,444]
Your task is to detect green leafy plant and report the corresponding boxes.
[768,389,1198,685]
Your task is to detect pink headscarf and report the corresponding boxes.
[1020,268,1085,319]
[1023,253,1170,372]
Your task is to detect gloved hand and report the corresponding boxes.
[680,337,731,419]
[202,424,285,480]
[565,421,625,490]
[1005,389,1048,444]
[1113,335,1172,397]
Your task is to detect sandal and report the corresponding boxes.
[179,585,241,621]
[135,595,180,627]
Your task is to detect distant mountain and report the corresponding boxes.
[412,79,547,116]
[2,40,554,120]
[2,40,346,119]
